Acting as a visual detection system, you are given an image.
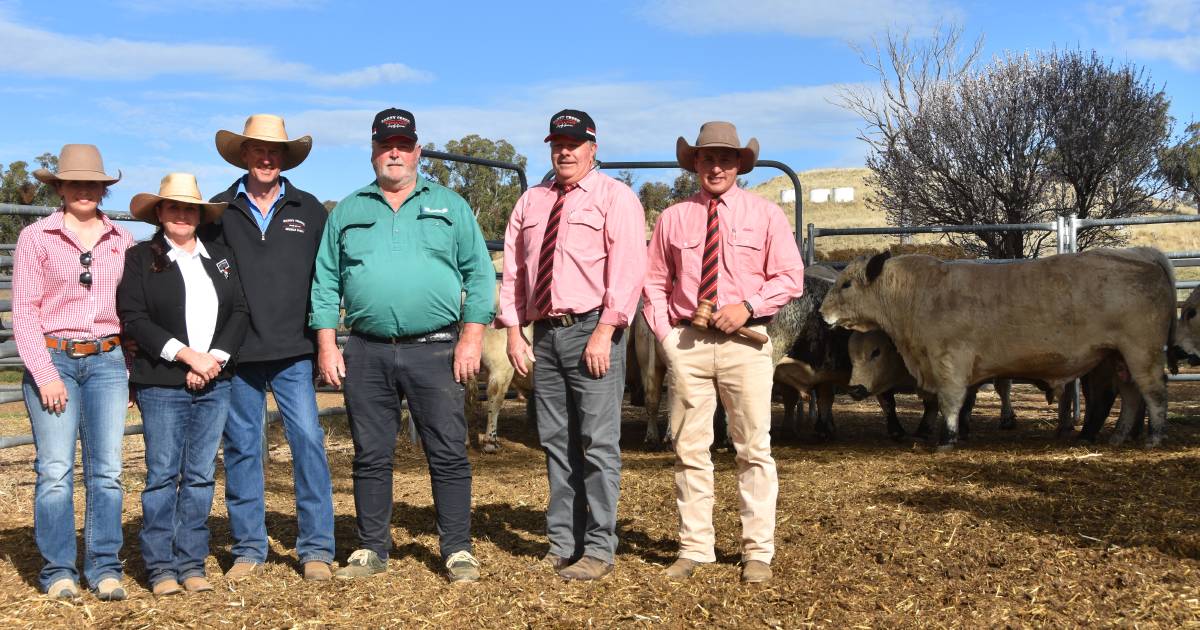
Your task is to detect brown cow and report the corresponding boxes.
[822,248,1175,449]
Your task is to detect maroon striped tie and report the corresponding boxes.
[698,196,720,304]
[533,183,575,318]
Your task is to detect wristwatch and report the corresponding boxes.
[742,300,755,316]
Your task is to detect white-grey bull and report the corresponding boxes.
[822,248,1176,449]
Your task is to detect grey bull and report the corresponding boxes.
[821,248,1176,449]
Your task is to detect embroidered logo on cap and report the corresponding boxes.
[382,115,411,129]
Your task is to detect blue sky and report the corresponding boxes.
[1,0,1198,229]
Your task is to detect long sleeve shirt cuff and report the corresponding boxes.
[161,339,185,362]
[29,362,62,388]
[308,312,340,330]
[210,349,231,366]
[599,308,628,328]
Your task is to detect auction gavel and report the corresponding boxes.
[692,299,769,344]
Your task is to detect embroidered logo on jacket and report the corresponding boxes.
[421,207,449,214]
[282,218,306,234]
[216,259,231,279]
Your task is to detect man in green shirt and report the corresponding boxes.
[310,108,495,583]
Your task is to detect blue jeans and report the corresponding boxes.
[223,356,334,564]
[137,381,230,587]
[22,346,128,592]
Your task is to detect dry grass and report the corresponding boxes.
[0,384,1199,627]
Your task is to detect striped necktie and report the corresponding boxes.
[698,196,720,304]
[533,183,576,318]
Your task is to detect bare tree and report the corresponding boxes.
[846,38,1174,258]
[1040,49,1172,249]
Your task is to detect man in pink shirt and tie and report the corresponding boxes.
[643,121,805,585]
[497,109,646,580]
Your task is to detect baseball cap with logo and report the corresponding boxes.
[372,108,418,143]
[544,109,596,143]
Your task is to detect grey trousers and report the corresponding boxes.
[532,313,625,564]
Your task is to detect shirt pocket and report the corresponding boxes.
[672,237,703,287]
[730,226,767,279]
[564,207,606,265]
[338,220,378,265]
[418,211,456,262]
[519,218,542,255]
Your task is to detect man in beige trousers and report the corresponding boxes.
[642,122,805,584]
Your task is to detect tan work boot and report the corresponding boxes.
[224,561,263,581]
[46,578,80,600]
[557,556,613,581]
[95,576,126,601]
[152,578,182,596]
[740,560,772,584]
[663,558,701,580]
[303,561,333,581]
[542,552,570,571]
[183,576,214,592]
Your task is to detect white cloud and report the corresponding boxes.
[1093,0,1200,71]
[638,0,956,40]
[0,16,432,86]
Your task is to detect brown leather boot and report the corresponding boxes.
[183,576,214,592]
[557,556,613,581]
[663,558,701,580]
[542,552,570,571]
[152,578,182,596]
[224,561,263,581]
[740,560,772,584]
[303,561,333,581]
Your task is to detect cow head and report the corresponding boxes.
[848,330,908,394]
[821,251,890,332]
[1176,287,1200,365]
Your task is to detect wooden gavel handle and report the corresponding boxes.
[734,326,769,345]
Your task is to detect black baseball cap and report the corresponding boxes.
[544,109,596,143]
[372,108,418,143]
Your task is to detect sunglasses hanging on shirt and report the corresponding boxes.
[79,251,92,289]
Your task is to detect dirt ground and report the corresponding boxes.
[0,383,1198,629]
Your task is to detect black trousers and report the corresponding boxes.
[342,334,471,560]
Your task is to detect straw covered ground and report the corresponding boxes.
[0,383,1199,629]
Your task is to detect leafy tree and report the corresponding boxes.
[671,170,699,201]
[1160,122,1200,208]
[638,181,672,229]
[322,200,337,212]
[419,135,527,240]
[1,153,60,242]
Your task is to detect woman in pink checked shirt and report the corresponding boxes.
[12,144,135,602]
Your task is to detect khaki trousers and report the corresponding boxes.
[662,324,776,564]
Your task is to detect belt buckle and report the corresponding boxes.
[66,338,92,358]
[558,313,575,327]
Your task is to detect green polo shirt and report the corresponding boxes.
[309,177,496,337]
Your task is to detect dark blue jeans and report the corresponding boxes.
[23,346,128,592]
[342,334,472,560]
[222,356,334,565]
[137,380,230,587]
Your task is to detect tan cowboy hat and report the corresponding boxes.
[215,114,312,171]
[129,173,227,225]
[33,144,122,185]
[676,121,760,175]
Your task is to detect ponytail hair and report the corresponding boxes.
[148,226,171,273]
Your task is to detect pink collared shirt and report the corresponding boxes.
[497,168,647,328]
[643,185,805,341]
[13,210,135,386]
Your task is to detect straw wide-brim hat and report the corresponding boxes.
[215,114,312,171]
[129,173,227,225]
[33,144,122,185]
[676,121,760,175]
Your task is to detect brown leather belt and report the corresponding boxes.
[45,335,121,358]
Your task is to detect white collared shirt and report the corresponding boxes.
[159,240,231,365]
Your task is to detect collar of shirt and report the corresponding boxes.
[551,166,599,194]
[362,177,431,207]
[166,239,211,263]
[39,208,121,243]
[696,182,743,208]
[236,175,287,231]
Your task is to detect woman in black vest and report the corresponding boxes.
[117,173,248,596]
